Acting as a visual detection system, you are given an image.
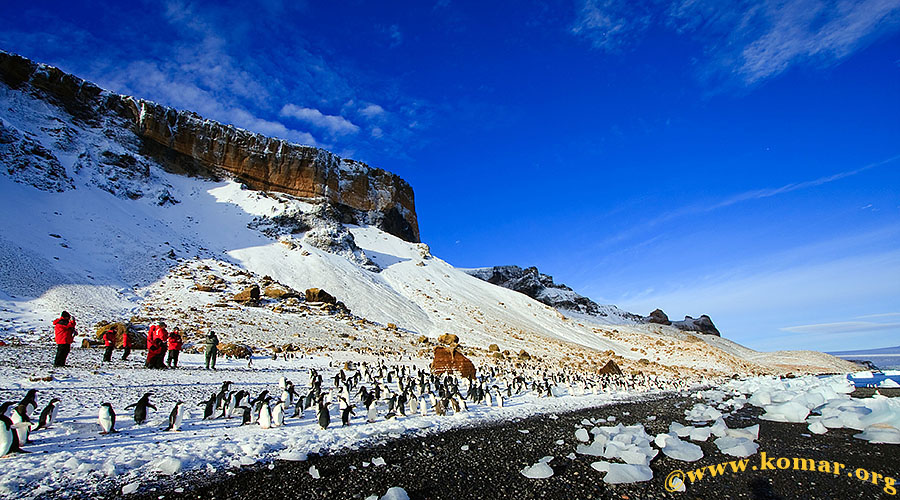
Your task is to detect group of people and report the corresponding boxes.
[52,311,221,370]
[143,322,184,369]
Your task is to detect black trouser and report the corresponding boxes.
[103,345,114,362]
[205,347,217,369]
[54,344,71,367]
[167,349,180,367]
[122,347,131,360]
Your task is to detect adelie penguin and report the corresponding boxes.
[34,398,61,431]
[98,403,117,434]
[316,395,330,430]
[199,393,217,420]
[125,393,156,425]
[18,389,38,418]
[165,402,185,432]
[9,402,32,444]
[0,414,26,456]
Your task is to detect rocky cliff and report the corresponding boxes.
[464,265,642,322]
[0,50,419,242]
[644,308,721,336]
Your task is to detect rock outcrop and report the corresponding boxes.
[0,50,419,242]
[643,309,720,336]
[431,346,476,379]
[464,265,642,321]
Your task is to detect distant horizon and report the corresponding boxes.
[1,0,897,353]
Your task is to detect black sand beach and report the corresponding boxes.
[103,389,900,500]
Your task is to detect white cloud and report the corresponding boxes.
[360,103,386,118]
[572,0,900,85]
[279,104,360,136]
[570,0,653,52]
[781,321,900,334]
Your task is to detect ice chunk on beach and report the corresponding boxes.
[591,461,610,472]
[669,421,691,437]
[880,378,900,388]
[575,428,590,442]
[603,464,653,484]
[726,424,759,440]
[689,426,712,442]
[685,404,723,422]
[808,421,828,434]
[122,483,140,495]
[521,461,554,479]
[761,401,809,423]
[659,434,703,462]
[381,487,410,500]
[153,457,182,475]
[714,436,759,457]
[710,418,728,437]
[854,425,900,444]
[309,466,320,479]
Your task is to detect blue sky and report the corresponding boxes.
[2,0,898,352]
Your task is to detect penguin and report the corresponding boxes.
[125,393,156,425]
[165,402,185,431]
[292,398,304,419]
[199,393,217,420]
[434,398,446,416]
[341,405,354,426]
[271,399,285,428]
[220,391,237,419]
[238,406,252,426]
[17,389,38,418]
[408,394,419,415]
[0,415,25,455]
[366,401,377,423]
[34,398,60,430]
[98,403,117,434]
[448,397,460,413]
[316,396,330,430]
[419,396,429,417]
[215,381,233,410]
[258,399,272,429]
[9,404,31,443]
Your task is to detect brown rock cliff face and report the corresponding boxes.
[0,51,420,242]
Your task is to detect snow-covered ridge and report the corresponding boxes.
[0,50,419,242]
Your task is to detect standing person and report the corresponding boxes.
[102,325,117,363]
[166,328,183,368]
[147,323,158,349]
[121,327,131,361]
[204,331,220,370]
[52,311,76,367]
[156,322,169,344]
[146,337,167,369]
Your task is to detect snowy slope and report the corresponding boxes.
[0,59,856,376]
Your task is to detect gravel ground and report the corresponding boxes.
[90,388,900,500]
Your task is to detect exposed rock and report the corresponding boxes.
[598,360,623,375]
[464,265,642,321]
[431,346,476,379]
[94,321,148,349]
[218,343,251,358]
[438,333,459,345]
[672,315,721,337]
[305,288,335,304]
[263,284,299,300]
[194,283,221,292]
[233,285,260,303]
[0,50,419,242]
[647,309,671,325]
[488,343,500,352]
[0,119,73,192]
[518,349,531,360]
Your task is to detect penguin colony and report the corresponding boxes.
[0,361,693,457]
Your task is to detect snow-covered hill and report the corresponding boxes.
[0,52,856,376]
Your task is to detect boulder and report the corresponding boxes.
[218,343,251,358]
[647,309,671,325]
[263,284,299,299]
[94,321,147,349]
[194,283,220,292]
[431,346,476,379]
[438,333,459,345]
[305,288,336,304]
[518,349,531,360]
[599,360,623,376]
[488,343,500,352]
[233,285,260,302]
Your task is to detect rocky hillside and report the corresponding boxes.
[0,50,419,242]
[464,265,642,323]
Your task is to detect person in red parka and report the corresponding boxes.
[147,324,159,349]
[166,328,183,368]
[121,329,131,361]
[102,325,116,363]
[146,337,167,369]
[53,311,76,367]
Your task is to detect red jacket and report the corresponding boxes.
[167,332,183,351]
[122,331,130,347]
[157,326,169,343]
[53,317,76,345]
[147,325,158,349]
[103,328,116,347]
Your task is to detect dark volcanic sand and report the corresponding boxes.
[87,389,899,500]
